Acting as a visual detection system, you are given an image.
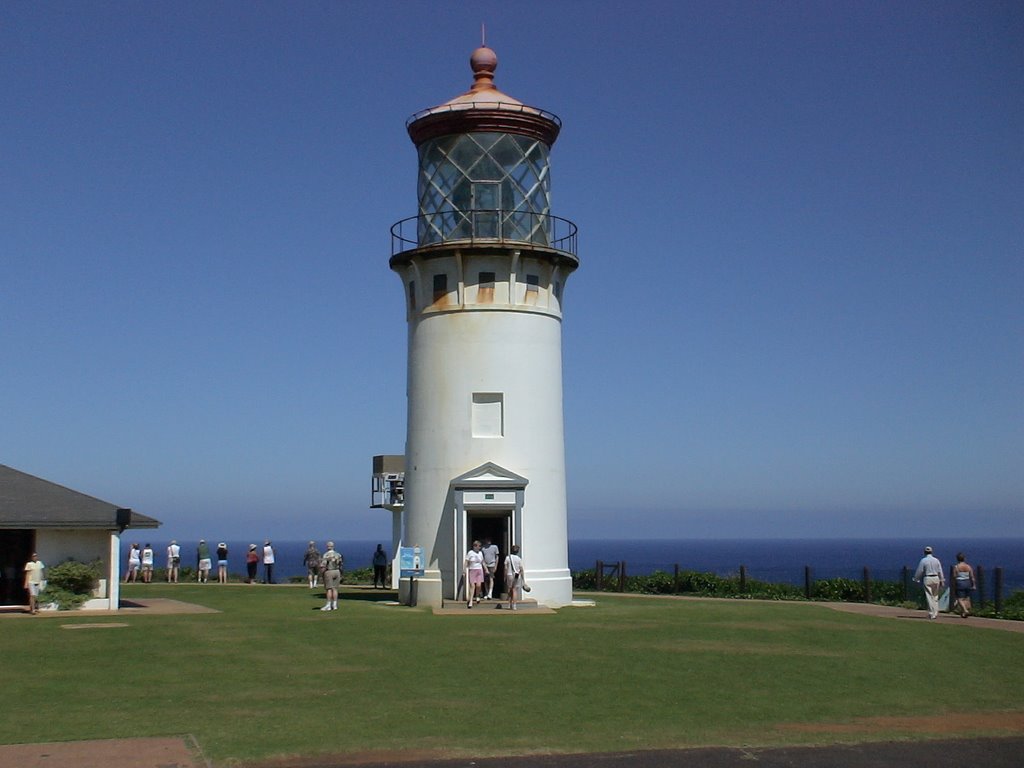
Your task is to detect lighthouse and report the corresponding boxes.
[389,45,578,608]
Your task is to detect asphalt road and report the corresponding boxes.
[294,737,1024,768]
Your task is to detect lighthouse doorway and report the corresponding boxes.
[467,510,511,598]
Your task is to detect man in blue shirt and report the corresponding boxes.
[913,546,945,620]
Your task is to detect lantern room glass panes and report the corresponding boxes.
[417,132,551,247]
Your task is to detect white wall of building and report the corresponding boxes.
[35,528,120,610]
[399,250,573,606]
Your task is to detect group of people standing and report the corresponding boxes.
[124,543,156,583]
[914,546,978,619]
[464,538,527,610]
[125,540,277,584]
[300,540,346,611]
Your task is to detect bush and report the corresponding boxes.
[38,559,101,611]
[573,569,910,606]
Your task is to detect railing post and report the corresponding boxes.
[901,566,909,602]
[596,560,603,591]
[673,563,680,594]
[862,566,871,603]
[977,565,986,609]
[739,565,747,593]
[619,561,626,592]
[804,566,812,600]
[995,567,1004,614]
[948,565,956,614]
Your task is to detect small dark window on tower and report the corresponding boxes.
[433,274,448,302]
[526,274,539,293]
[477,271,496,304]
[408,281,416,312]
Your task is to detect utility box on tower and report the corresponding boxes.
[389,45,578,608]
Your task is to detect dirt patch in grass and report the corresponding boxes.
[239,748,458,767]
[777,711,1024,735]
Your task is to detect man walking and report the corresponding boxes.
[24,553,45,614]
[481,537,499,600]
[914,545,945,620]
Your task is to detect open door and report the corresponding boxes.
[0,529,33,606]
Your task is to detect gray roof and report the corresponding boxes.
[0,464,160,530]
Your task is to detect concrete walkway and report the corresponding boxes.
[0,735,208,768]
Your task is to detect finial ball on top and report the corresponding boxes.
[470,46,497,75]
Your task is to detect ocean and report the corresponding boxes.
[128,537,1024,594]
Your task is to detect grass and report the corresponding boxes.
[3,584,1023,765]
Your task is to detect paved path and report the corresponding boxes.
[0,736,207,768]
[3,735,1022,768]
[316,737,1024,768]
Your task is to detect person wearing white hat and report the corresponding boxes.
[913,546,945,619]
[216,542,229,584]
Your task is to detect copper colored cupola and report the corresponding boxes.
[406,46,561,147]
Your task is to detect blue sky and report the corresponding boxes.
[3,1,1021,542]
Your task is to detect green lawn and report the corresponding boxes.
[3,584,1023,765]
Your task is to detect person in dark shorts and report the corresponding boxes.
[952,552,976,617]
[372,544,388,588]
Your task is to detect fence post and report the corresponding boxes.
[948,565,956,614]
[804,566,812,600]
[739,564,747,593]
[619,561,627,593]
[901,566,909,602]
[995,567,1004,614]
[673,563,680,594]
[977,565,985,609]
[862,566,871,603]
[596,560,603,591]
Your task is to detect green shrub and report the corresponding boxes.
[1003,589,1024,610]
[38,559,101,611]
[812,577,864,601]
[47,559,101,593]
[572,568,915,608]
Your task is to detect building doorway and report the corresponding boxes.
[0,529,34,606]
[467,510,511,598]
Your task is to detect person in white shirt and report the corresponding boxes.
[166,540,181,583]
[464,540,484,608]
[23,553,46,615]
[481,538,500,600]
[913,546,945,620]
[504,545,526,611]
[141,543,154,583]
[125,544,141,583]
[263,541,276,584]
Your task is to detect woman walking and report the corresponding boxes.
[464,540,484,608]
[953,552,977,617]
[504,545,526,611]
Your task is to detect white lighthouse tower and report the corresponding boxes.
[389,45,578,608]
